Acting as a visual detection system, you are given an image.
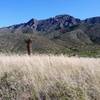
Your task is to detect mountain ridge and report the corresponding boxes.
[0,14,100,56]
[1,14,100,29]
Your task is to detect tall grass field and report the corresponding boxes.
[0,54,100,100]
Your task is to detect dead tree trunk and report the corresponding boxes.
[25,39,32,55]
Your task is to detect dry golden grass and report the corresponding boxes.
[0,54,100,100]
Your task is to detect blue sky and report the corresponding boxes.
[0,0,100,27]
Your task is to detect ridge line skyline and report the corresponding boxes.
[1,13,100,28]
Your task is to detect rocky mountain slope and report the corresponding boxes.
[0,14,100,56]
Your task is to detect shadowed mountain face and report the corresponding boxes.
[0,14,100,56]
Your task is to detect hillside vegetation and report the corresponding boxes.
[0,54,100,100]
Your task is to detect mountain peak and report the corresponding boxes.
[84,16,100,24]
[27,18,38,26]
[55,14,73,18]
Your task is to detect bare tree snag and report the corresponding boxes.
[25,39,32,55]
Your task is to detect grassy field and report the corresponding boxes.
[0,54,100,100]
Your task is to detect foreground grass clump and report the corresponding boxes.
[0,54,100,100]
